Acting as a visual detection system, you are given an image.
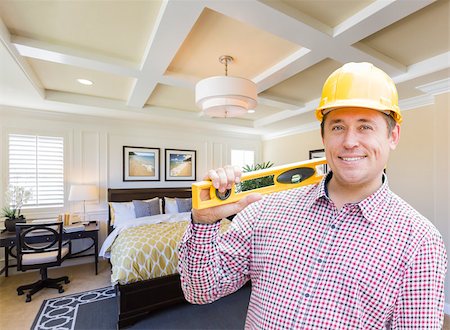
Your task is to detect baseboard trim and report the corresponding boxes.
[445,303,450,315]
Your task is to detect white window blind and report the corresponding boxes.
[231,149,255,169]
[8,134,64,208]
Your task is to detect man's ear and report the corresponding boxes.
[389,123,401,150]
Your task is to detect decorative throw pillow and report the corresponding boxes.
[133,198,161,218]
[164,197,179,214]
[176,197,192,213]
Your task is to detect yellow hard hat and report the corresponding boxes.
[316,62,402,123]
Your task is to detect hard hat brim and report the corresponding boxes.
[316,100,401,123]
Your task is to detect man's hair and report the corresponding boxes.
[320,110,397,137]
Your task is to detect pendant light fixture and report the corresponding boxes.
[195,55,257,118]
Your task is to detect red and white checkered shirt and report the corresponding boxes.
[179,175,447,329]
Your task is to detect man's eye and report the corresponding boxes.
[331,126,344,131]
[360,125,373,130]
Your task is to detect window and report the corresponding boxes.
[8,134,64,209]
[231,149,255,169]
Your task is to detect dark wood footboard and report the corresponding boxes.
[116,274,186,328]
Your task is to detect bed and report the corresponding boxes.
[106,187,192,328]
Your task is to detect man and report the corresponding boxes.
[178,62,447,328]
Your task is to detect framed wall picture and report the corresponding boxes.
[165,149,196,181]
[309,148,328,175]
[123,146,160,181]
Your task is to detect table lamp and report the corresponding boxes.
[68,184,98,223]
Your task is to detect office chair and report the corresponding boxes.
[15,221,71,302]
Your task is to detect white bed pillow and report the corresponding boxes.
[109,202,136,227]
[164,197,179,214]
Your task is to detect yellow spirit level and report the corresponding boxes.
[192,157,327,210]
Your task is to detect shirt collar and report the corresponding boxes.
[310,172,390,223]
[357,174,390,223]
[309,171,332,208]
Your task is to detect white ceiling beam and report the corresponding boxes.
[252,48,323,93]
[235,0,437,128]
[206,0,407,92]
[393,52,450,84]
[0,18,45,98]
[206,0,332,49]
[257,94,304,110]
[333,0,436,44]
[254,98,320,128]
[126,0,204,108]
[11,36,140,77]
[160,71,197,89]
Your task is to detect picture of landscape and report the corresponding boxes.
[169,153,192,177]
[165,149,196,181]
[123,146,160,181]
[129,151,156,176]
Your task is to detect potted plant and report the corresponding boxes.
[2,185,32,232]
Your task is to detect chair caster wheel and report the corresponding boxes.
[65,279,70,284]
[58,287,64,293]
[17,290,24,296]
[26,296,31,303]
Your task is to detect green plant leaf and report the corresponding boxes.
[239,161,274,192]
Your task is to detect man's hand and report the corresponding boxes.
[191,165,262,224]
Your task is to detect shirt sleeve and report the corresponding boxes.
[391,229,448,329]
[178,204,257,305]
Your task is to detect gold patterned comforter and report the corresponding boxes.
[109,219,231,285]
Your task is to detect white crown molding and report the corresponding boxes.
[262,121,319,141]
[399,94,435,111]
[416,78,450,96]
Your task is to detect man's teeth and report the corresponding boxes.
[341,157,364,161]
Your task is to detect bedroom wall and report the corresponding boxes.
[262,91,450,312]
[0,105,262,269]
[263,129,323,166]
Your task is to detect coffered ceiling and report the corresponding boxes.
[0,0,449,139]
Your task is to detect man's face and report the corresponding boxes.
[322,107,400,189]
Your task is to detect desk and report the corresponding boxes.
[0,222,99,277]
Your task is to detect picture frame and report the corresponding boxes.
[309,148,328,175]
[123,146,160,181]
[165,149,196,181]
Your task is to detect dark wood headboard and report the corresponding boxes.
[108,187,191,203]
[107,187,192,232]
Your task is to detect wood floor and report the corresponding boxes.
[0,261,448,329]
[0,260,111,330]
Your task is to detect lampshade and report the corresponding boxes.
[195,55,257,118]
[68,185,98,202]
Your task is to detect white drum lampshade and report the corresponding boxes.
[68,184,98,222]
[195,76,257,117]
[195,55,257,118]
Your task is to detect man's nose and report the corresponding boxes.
[342,129,360,149]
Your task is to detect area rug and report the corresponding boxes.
[32,286,116,330]
[32,285,251,330]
